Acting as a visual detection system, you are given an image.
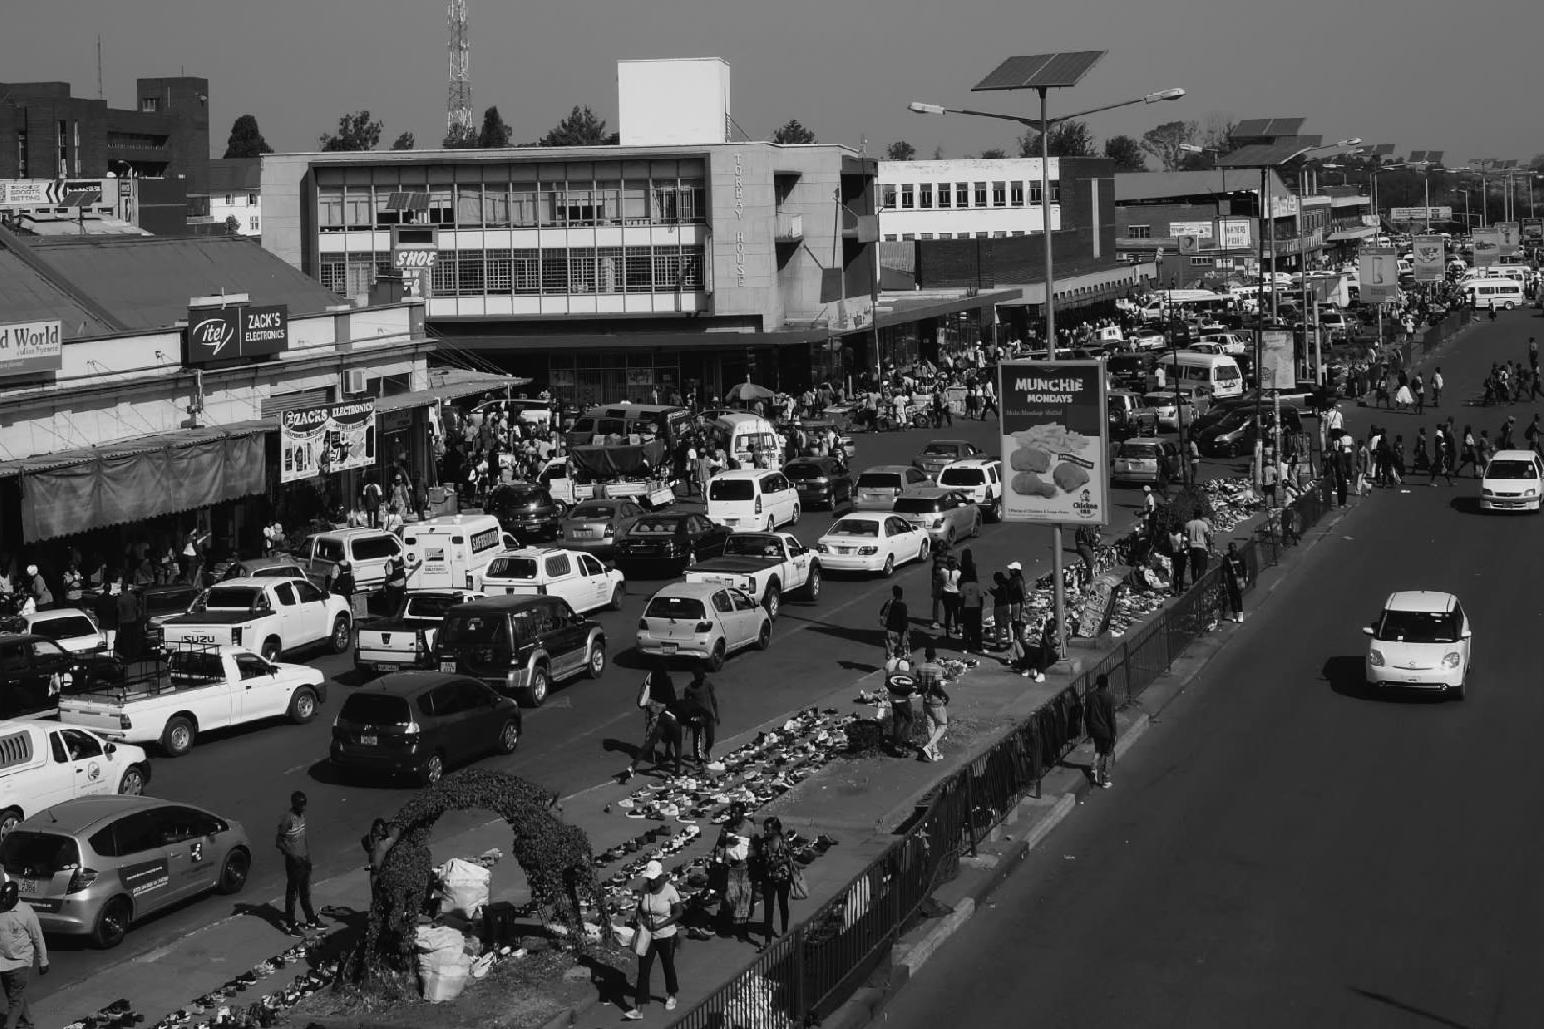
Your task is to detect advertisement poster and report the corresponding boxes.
[1359,249,1400,303]
[998,360,1108,526]
[1220,218,1252,249]
[1496,222,1520,259]
[279,400,377,483]
[184,304,290,366]
[0,319,63,378]
[1470,229,1501,266]
[1412,236,1446,282]
[1260,330,1295,389]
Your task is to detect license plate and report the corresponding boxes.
[377,663,399,673]
[17,879,36,894]
[661,643,678,654]
[360,735,378,746]
[440,661,457,673]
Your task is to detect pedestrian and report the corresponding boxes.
[1221,542,1247,623]
[1499,416,1517,451]
[929,552,948,630]
[361,818,399,892]
[1167,523,1188,594]
[885,651,917,756]
[879,585,911,659]
[381,554,408,612]
[1074,523,1099,580]
[23,566,50,612]
[979,380,999,422]
[1186,433,1201,484]
[958,568,984,653]
[682,668,720,765]
[1184,511,1212,579]
[989,571,1012,647]
[1006,621,1047,681]
[1038,613,1061,673]
[0,878,49,1028]
[1141,484,1159,537]
[1431,367,1444,407]
[115,584,145,661]
[1086,673,1116,789]
[753,817,795,949]
[93,579,121,654]
[60,559,84,605]
[713,807,755,943]
[1412,371,1425,414]
[263,519,284,555]
[619,700,685,782]
[361,478,383,528]
[916,647,951,762]
[277,791,323,936]
[622,860,682,1019]
[329,559,357,616]
[1527,415,1542,456]
[182,525,210,588]
[1006,560,1026,628]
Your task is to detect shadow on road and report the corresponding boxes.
[1447,496,1484,515]
[1323,656,1453,705]
[1348,987,1474,1029]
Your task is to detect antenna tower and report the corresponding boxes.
[446,0,474,139]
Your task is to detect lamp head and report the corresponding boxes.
[1335,137,1363,148]
[1145,88,1186,103]
[908,102,947,116]
[1178,143,1204,154]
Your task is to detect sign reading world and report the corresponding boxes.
[183,304,289,367]
[0,319,64,378]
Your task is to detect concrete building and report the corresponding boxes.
[877,158,1061,240]
[205,158,263,236]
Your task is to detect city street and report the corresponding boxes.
[879,311,1544,1029]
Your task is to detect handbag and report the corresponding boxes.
[790,867,809,901]
[632,922,653,957]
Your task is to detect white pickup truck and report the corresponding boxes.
[56,644,327,757]
[354,589,478,676]
[683,531,821,620]
[160,577,353,661]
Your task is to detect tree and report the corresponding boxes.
[223,115,274,159]
[979,147,1008,160]
[1140,119,1197,171]
[932,145,945,160]
[390,131,416,151]
[539,105,617,147]
[1019,120,1097,158]
[477,106,512,149]
[885,140,917,161]
[771,119,817,144]
[1199,113,1237,153]
[319,110,384,152]
[1103,134,1147,173]
[224,215,241,235]
[442,126,476,149]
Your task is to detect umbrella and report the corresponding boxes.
[727,381,776,402]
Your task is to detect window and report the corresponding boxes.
[578,554,605,577]
[1030,181,1043,205]
[569,249,597,293]
[900,184,914,210]
[458,250,485,294]
[901,233,915,241]
[884,234,898,242]
[249,217,259,231]
[1010,182,1024,206]
[956,183,969,207]
[654,246,684,290]
[731,590,757,612]
[54,728,104,762]
[992,181,1007,207]
[938,233,952,239]
[920,233,934,240]
[595,247,623,293]
[541,251,569,293]
[456,185,483,226]
[938,186,951,209]
[1190,257,1212,266]
[1128,225,1152,238]
[274,583,298,607]
[91,813,158,858]
[293,580,327,604]
[344,191,373,229]
[974,182,988,207]
[140,96,159,112]
[154,807,221,846]
[224,194,234,206]
[1052,181,1061,202]
[318,191,344,230]
[624,247,653,292]
[512,248,540,294]
[486,249,512,294]
[544,553,573,578]
[882,185,897,210]
[248,192,258,205]
[920,183,933,209]
[235,654,271,680]
[711,591,735,614]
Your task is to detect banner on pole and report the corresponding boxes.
[998,361,1108,526]
[1470,229,1501,265]
[1496,222,1520,258]
[1359,249,1401,303]
[1260,331,1295,390]
[279,400,377,483]
[1412,236,1446,281]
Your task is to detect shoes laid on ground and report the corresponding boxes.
[623,1008,643,1020]
[1034,672,1046,682]
[285,923,306,937]
[666,997,678,1011]
[1020,670,1030,678]
[931,622,942,630]
[303,920,326,930]
[1099,780,1112,789]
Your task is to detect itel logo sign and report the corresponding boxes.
[183,304,289,366]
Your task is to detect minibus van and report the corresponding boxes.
[1465,278,1525,311]
[1155,351,1245,399]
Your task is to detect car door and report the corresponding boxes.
[290,580,332,644]
[728,589,761,648]
[888,517,922,562]
[93,809,177,915]
[546,599,587,677]
[53,728,117,800]
[692,516,729,558]
[709,589,738,648]
[543,552,581,614]
[420,682,475,763]
[149,806,223,902]
[233,651,289,722]
[25,729,87,810]
[575,553,609,613]
[271,582,302,649]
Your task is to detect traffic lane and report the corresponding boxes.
[882,482,1544,1029]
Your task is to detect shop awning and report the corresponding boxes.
[1326,226,1378,242]
[375,370,534,414]
[12,422,270,541]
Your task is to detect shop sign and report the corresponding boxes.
[998,360,1108,526]
[279,399,377,483]
[184,304,290,366]
[393,245,439,270]
[1168,221,1214,240]
[1220,218,1252,249]
[0,319,63,378]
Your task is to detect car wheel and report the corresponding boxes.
[261,637,282,662]
[764,516,776,533]
[586,640,607,679]
[330,615,352,654]
[882,554,896,577]
[803,565,822,602]
[0,808,21,838]
[420,752,446,786]
[790,504,801,526]
[765,585,781,621]
[755,619,772,651]
[495,719,521,754]
[92,896,132,949]
[707,640,726,671]
[287,687,319,725]
[1504,301,1516,311]
[988,498,1003,523]
[215,848,251,895]
[1452,676,1467,701]
[117,766,147,796]
[161,716,196,757]
[609,584,625,611]
[524,665,550,707]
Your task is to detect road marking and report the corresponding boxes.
[283,764,308,775]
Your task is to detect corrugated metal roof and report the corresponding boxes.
[23,234,343,330]
[0,247,119,339]
[207,158,263,193]
[1115,169,1290,201]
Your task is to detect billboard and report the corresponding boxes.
[0,319,63,378]
[279,399,377,483]
[1260,330,1295,390]
[1412,236,1446,282]
[1219,218,1252,249]
[1359,249,1400,303]
[1496,222,1521,259]
[1389,206,1453,223]
[1470,229,1501,265]
[998,361,1108,526]
[184,304,290,366]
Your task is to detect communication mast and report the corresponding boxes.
[446,0,474,139]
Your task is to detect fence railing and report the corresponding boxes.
[670,485,1332,1029]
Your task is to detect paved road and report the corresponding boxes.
[881,309,1544,1029]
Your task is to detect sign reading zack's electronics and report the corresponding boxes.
[183,304,289,366]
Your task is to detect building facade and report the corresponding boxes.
[877,158,1062,240]
[204,158,263,236]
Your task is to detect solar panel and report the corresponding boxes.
[1368,143,1396,156]
[1497,158,1518,169]
[1425,150,1445,165]
[971,51,1106,91]
[1231,117,1307,140]
[1408,150,1427,164]
[1216,140,1321,167]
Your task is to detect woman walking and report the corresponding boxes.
[713,806,756,943]
[940,556,962,638]
[919,664,951,762]
[622,861,683,1019]
[753,817,795,949]
[1221,542,1247,623]
[1086,674,1117,789]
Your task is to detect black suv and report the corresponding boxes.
[330,672,522,785]
[435,595,607,707]
[0,633,115,719]
[487,484,562,540]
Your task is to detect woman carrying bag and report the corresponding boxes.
[622,860,682,1019]
[754,816,799,950]
[714,806,756,943]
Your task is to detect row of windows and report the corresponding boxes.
[318,245,705,298]
[317,179,706,231]
[881,180,1060,212]
[882,231,1032,241]
[220,193,259,206]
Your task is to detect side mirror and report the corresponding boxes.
[1461,628,1473,640]
[104,743,117,756]
[1362,625,1375,636]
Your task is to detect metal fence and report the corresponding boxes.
[669,487,1334,1029]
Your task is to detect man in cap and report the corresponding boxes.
[23,567,50,612]
[1006,561,1026,628]
[0,875,49,1028]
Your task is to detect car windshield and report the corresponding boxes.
[922,443,961,456]
[251,566,303,578]
[1487,460,1537,480]
[352,537,400,560]
[724,535,782,558]
[201,587,261,610]
[827,519,880,538]
[439,613,509,647]
[491,486,544,508]
[709,479,755,501]
[1375,608,1462,644]
[939,468,985,486]
[893,497,944,514]
[628,519,681,536]
[338,694,413,725]
[570,503,617,519]
[1216,365,1242,382]
[857,473,902,489]
[486,557,539,580]
[646,595,706,620]
[29,615,96,640]
[0,831,81,876]
[1118,443,1160,458]
[403,595,463,619]
[1144,394,1176,406]
[783,463,827,480]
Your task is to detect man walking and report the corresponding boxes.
[1222,542,1247,623]
[1431,367,1444,407]
[277,791,323,936]
[0,879,49,1029]
[880,586,910,660]
[1086,674,1117,789]
[682,669,721,766]
[1184,511,1213,580]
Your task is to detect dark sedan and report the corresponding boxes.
[784,456,853,510]
[558,498,645,556]
[614,513,732,573]
[487,483,562,540]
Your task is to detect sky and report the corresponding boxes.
[2,0,1540,167]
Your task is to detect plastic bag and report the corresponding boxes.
[437,857,492,919]
[416,924,473,1002]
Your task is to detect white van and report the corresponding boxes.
[713,413,784,470]
[297,527,405,593]
[402,514,519,592]
[0,720,152,836]
[706,469,801,531]
[1156,351,1245,399]
[1465,278,1525,311]
[1471,267,1531,289]
[1136,289,1230,322]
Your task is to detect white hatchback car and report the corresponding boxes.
[481,547,625,615]
[815,513,931,576]
[937,458,1004,522]
[22,608,107,655]
[635,582,771,670]
[1363,591,1471,699]
[1479,449,1544,512]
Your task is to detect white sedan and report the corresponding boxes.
[815,513,931,576]
[1364,590,1471,699]
[636,582,771,671]
[1479,449,1544,512]
[22,607,107,655]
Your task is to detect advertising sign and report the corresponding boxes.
[1260,330,1295,390]
[1496,222,1521,258]
[0,319,63,378]
[1359,249,1401,303]
[1412,236,1446,282]
[1176,234,1201,255]
[279,399,377,483]
[184,304,290,366]
[1522,218,1543,242]
[998,360,1108,526]
[1220,218,1252,249]
[393,245,439,270]
[1168,221,1214,240]
[1389,206,1453,223]
[1470,229,1501,265]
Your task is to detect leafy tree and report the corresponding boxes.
[979,147,1008,160]
[442,126,476,149]
[391,131,416,151]
[771,119,817,144]
[477,106,512,149]
[319,110,384,152]
[1019,120,1097,158]
[1199,113,1237,153]
[224,215,241,235]
[1140,119,1198,171]
[223,114,273,159]
[539,105,617,147]
[885,140,917,161]
[1103,134,1147,173]
[932,145,945,160]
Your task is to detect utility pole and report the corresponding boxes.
[446,0,474,140]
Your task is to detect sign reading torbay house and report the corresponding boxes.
[183,304,290,367]
[998,361,1109,526]
[0,319,64,378]
[279,400,377,483]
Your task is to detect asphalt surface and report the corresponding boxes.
[881,308,1544,1029]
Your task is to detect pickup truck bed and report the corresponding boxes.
[684,532,822,619]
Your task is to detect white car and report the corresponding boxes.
[1363,591,1471,699]
[815,513,931,576]
[1198,333,1249,357]
[937,458,1004,522]
[1480,449,1544,512]
[22,608,106,655]
[1142,390,1201,432]
[481,547,625,614]
[635,582,771,670]
[160,578,353,660]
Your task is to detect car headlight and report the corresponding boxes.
[1528,489,1538,497]
[1482,488,1494,496]
[1369,649,1386,667]
[858,546,879,555]
[1442,652,1462,668]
